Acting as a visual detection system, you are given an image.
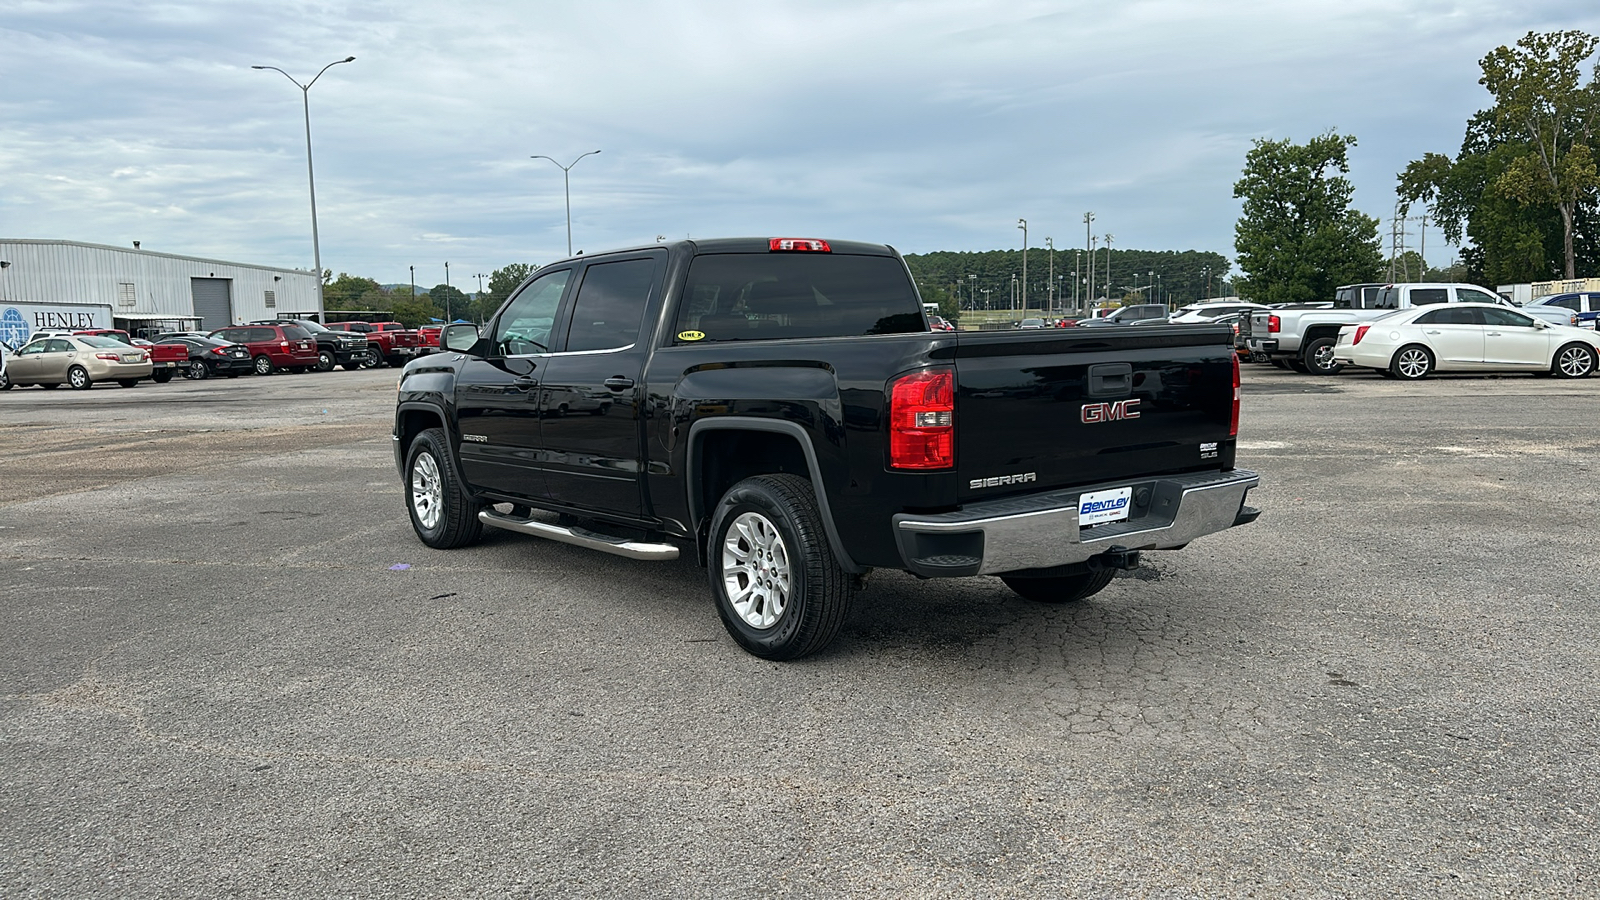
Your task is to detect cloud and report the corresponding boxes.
[2,0,1596,278]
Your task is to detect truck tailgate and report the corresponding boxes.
[952,326,1235,501]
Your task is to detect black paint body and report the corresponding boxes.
[395,238,1239,572]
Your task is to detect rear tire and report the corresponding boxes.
[253,355,274,376]
[187,360,210,380]
[1002,569,1115,604]
[1303,337,1345,375]
[151,370,174,384]
[1287,358,1310,373]
[709,474,853,660]
[1552,342,1596,378]
[69,366,92,390]
[1390,345,1433,380]
[405,428,483,549]
[117,379,139,388]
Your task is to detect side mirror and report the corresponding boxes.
[443,323,480,352]
[1534,319,1550,329]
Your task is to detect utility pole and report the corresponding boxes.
[1017,219,1028,313]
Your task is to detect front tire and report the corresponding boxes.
[253,355,274,376]
[316,350,335,372]
[405,428,483,549]
[1303,336,1345,375]
[1002,568,1115,604]
[1390,344,1433,380]
[68,365,92,390]
[1552,342,1597,378]
[708,474,853,660]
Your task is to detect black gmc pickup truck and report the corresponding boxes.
[393,237,1259,659]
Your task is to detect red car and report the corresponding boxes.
[417,325,443,353]
[208,323,319,375]
[326,321,420,367]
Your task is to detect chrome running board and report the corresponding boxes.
[478,510,680,561]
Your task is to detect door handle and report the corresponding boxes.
[1425,330,1441,334]
[1485,332,1502,336]
[513,376,540,389]
[603,376,635,391]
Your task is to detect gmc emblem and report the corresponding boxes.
[1081,399,1141,423]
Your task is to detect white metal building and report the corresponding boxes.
[0,239,320,334]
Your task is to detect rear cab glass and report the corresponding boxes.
[673,253,924,343]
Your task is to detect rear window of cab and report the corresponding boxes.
[673,254,924,344]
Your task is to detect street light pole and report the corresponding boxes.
[252,56,355,323]
[1103,234,1114,301]
[968,274,976,310]
[1045,237,1054,315]
[409,265,415,301]
[531,150,602,256]
[444,261,452,323]
[1017,219,1028,312]
[1083,212,1095,309]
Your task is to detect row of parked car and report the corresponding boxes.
[1235,283,1600,379]
[0,319,448,391]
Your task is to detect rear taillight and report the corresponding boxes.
[1353,325,1371,344]
[95,352,120,361]
[211,347,227,356]
[889,367,955,470]
[1267,315,1281,333]
[1230,354,1241,437]
[280,341,290,350]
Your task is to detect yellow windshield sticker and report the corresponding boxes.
[677,330,705,341]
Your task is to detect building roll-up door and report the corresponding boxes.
[190,278,233,331]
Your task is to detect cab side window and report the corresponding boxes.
[1411,288,1450,306]
[494,269,570,356]
[563,258,656,352]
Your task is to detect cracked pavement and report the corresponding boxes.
[1,365,1596,897]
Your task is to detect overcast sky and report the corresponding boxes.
[2,0,1596,287]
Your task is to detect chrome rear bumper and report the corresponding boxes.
[892,469,1260,577]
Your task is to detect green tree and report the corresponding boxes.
[429,284,470,322]
[1399,114,1580,285]
[390,295,437,328]
[1479,30,1600,277]
[1232,132,1383,303]
[323,273,384,310]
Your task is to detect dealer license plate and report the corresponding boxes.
[1078,487,1133,527]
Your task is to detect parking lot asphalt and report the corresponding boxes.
[2,364,1597,898]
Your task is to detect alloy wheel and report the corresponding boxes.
[1557,345,1594,377]
[720,511,792,630]
[410,451,444,530]
[1396,348,1430,378]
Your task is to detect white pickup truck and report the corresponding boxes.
[1247,282,1578,375]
